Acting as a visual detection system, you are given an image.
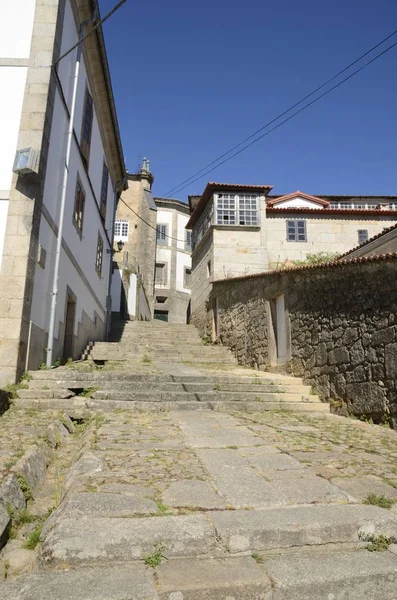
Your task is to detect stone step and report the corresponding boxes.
[263,549,397,600]
[25,379,312,394]
[4,550,397,600]
[0,564,159,600]
[39,504,397,567]
[17,388,319,403]
[89,391,318,403]
[27,370,303,386]
[89,353,236,364]
[40,513,216,566]
[14,397,330,413]
[210,504,397,553]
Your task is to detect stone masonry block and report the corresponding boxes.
[385,344,397,380]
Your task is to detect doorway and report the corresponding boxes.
[63,293,76,361]
[269,294,289,365]
[212,297,218,342]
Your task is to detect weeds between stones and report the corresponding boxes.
[363,494,395,510]
[144,543,165,567]
[16,475,33,502]
[23,524,43,550]
[252,553,265,564]
[365,535,394,552]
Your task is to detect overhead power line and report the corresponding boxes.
[119,198,188,243]
[52,0,128,66]
[163,30,397,198]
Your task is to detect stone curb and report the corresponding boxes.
[0,416,72,551]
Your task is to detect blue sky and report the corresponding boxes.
[99,0,397,200]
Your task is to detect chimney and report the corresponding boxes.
[137,156,154,189]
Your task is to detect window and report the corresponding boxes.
[156,296,167,304]
[100,163,109,220]
[80,88,93,165]
[73,177,85,235]
[216,193,259,226]
[358,229,368,244]
[114,219,129,241]
[185,230,192,252]
[156,224,168,245]
[184,267,192,289]
[287,220,307,242]
[155,262,166,285]
[95,234,103,277]
[207,260,212,277]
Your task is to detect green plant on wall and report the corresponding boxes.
[293,252,341,266]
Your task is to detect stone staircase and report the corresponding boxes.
[16,320,329,414]
[4,321,397,598]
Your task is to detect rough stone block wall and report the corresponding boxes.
[211,258,397,427]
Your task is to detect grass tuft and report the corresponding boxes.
[144,543,165,567]
[366,535,393,552]
[23,524,43,550]
[363,494,395,510]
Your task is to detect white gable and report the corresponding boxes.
[274,196,325,209]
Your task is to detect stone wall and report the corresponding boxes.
[211,257,397,427]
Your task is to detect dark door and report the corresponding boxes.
[63,295,76,360]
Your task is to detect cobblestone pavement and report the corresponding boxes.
[1,403,397,598]
[0,406,60,480]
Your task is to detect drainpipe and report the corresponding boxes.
[46,13,97,368]
[105,186,119,339]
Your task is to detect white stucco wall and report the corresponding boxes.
[128,273,137,317]
[29,0,117,355]
[0,0,36,268]
[176,251,191,293]
[177,212,189,250]
[271,197,323,208]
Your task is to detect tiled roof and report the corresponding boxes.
[212,252,397,284]
[266,207,397,216]
[186,182,273,229]
[267,191,329,207]
[337,222,397,260]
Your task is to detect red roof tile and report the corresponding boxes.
[267,191,330,207]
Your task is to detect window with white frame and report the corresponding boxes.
[358,229,368,244]
[287,220,307,242]
[156,223,168,245]
[114,219,129,241]
[216,193,259,226]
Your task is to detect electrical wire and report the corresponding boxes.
[119,197,189,243]
[52,0,128,66]
[163,31,397,198]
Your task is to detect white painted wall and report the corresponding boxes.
[271,197,323,208]
[30,0,117,356]
[0,0,36,57]
[128,273,137,317]
[177,213,189,250]
[176,251,191,293]
[0,0,36,268]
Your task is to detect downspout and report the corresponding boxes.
[105,186,119,339]
[46,13,97,367]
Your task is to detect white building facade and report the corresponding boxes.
[154,198,192,323]
[0,0,126,386]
